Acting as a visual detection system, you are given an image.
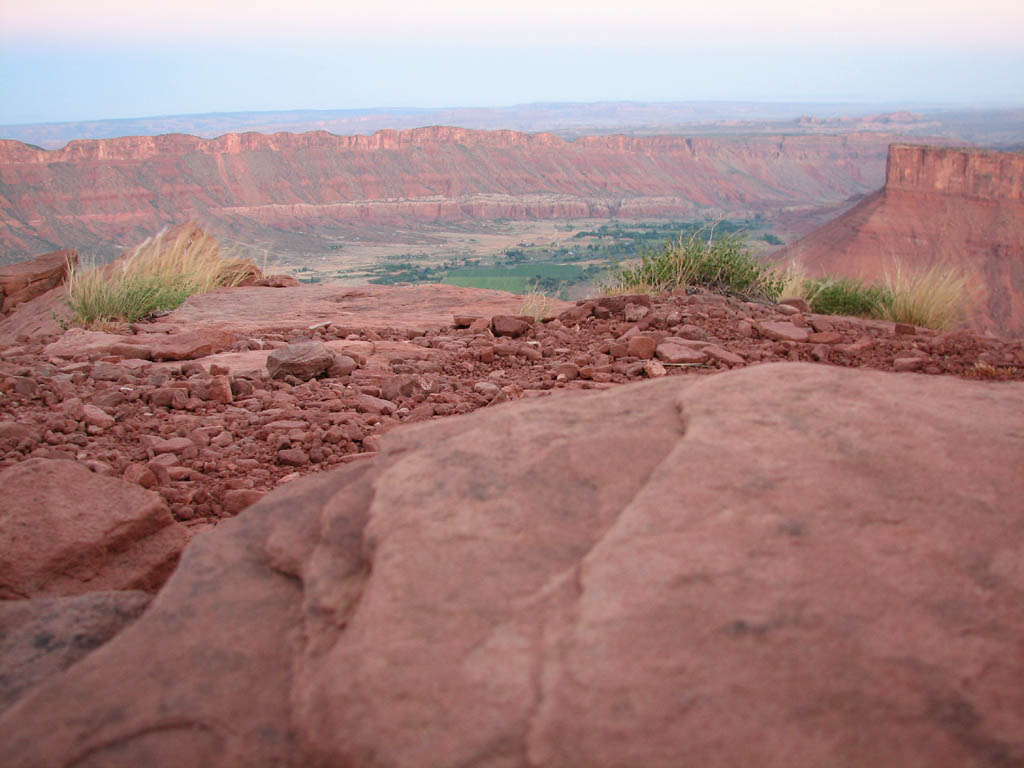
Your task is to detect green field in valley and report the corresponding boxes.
[442,263,585,293]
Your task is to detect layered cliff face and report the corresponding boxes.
[777,144,1024,338]
[0,127,896,262]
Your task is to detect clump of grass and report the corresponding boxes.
[603,230,786,301]
[802,276,891,318]
[879,263,971,330]
[68,225,251,326]
[518,286,559,321]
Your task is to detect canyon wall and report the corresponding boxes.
[778,144,1024,338]
[0,127,897,262]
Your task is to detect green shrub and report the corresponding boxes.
[781,262,970,329]
[802,277,891,318]
[604,231,786,301]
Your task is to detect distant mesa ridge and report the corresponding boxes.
[886,143,1024,202]
[778,143,1024,338]
[3,124,868,162]
[0,126,896,263]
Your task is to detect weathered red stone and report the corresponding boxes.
[0,249,76,314]
[491,315,532,337]
[1,365,1021,767]
[0,459,188,598]
[758,321,811,343]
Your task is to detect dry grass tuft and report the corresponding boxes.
[68,224,251,326]
[774,259,971,331]
[518,288,560,321]
[878,262,972,330]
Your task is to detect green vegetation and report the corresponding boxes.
[362,219,775,297]
[444,263,589,296]
[801,277,891,317]
[573,219,747,249]
[604,231,786,301]
[67,226,250,326]
[782,262,970,330]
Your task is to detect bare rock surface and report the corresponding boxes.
[162,283,564,336]
[0,590,151,713]
[2,364,1022,767]
[0,459,189,598]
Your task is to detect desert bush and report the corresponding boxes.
[801,276,891,318]
[879,263,970,330]
[68,226,250,326]
[779,261,970,330]
[604,231,786,301]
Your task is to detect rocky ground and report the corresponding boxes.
[3,283,1022,538]
[3,276,1024,766]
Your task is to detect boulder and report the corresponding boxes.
[1,365,1022,767]
[626,335,657,359]
[0,591,151,713]
[266,341,335,380]
[491,315,532,337]
[0,249,76,314]
[0,459,189,598]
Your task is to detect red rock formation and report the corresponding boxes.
[777,144,1024,338]
[0,128,898,261]
[0,248,75,313]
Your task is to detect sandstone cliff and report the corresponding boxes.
[0,127,898,262]
[777,144,1024,338]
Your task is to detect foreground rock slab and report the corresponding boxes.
[1,363,1022,767]
[0,591,151,713]
[0,459,189,598]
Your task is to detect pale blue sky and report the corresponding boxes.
[1,0,1022,125]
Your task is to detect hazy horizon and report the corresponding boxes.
[1,0,1022,125]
